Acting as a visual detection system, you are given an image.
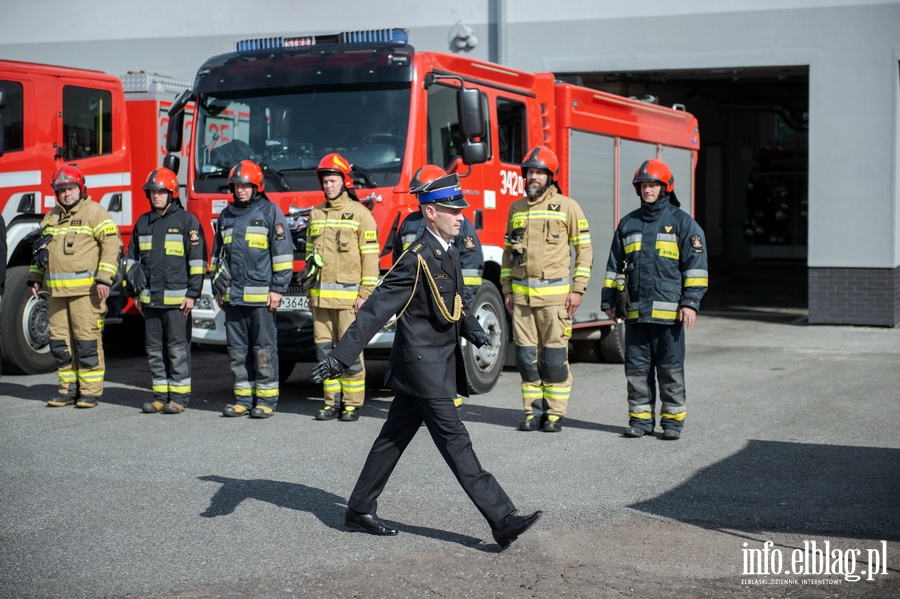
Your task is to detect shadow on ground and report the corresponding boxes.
[631,440,900,541]
[198,475,490,550]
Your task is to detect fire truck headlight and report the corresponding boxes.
[196,295,214,310]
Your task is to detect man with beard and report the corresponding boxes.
[500,146,592,433]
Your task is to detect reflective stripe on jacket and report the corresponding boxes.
[500,187,592,307]
[29,197,122,297]
[125,202,206,307]
[600,197,708,323]
[305,192,379,309]
[211,196,294,306]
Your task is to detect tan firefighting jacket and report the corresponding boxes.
[500,186,592,307]
[305,192,379,309]
[29,196,122,297]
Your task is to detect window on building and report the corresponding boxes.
[62,86,112,160]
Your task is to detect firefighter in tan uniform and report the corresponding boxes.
[28,165,122,408]
[501,147,592,433]
[306,153,379,421]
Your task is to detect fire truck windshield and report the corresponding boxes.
[193,83,411,193]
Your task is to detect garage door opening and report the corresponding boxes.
[560,66,810,320]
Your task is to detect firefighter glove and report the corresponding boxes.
[126,263,148,299]
[311,354,347,384]
[211,263,231,297]
[26,229,53,269]
[298,250,323,294]
[614,271,629,321]
[507,227,526,266]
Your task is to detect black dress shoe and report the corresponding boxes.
[492,509,542,549]
[344,508,398,536]
[661,428,681,441]
[622,426,650,438]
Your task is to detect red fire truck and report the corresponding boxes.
[163,28,700,393]
[0,60,190,374]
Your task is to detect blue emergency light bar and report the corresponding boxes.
[236,28,409,53]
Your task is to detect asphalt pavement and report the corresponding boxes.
[1,304,899,598]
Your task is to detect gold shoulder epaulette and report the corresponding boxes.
[409,242,425,253]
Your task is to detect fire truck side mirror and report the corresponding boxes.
[166,111,185,153]
[457,87,485,139]
[457,86,487,166]
[165,89,192,153]
[163,153,180,176]
[461,141,488,166]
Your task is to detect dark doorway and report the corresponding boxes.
[559,66,810,317]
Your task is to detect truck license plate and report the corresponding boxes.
[278,295,309,311]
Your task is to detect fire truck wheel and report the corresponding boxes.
[463,283,507,395]
[599,322,626,363]
[0,265,56,375]
[570,339,601,363]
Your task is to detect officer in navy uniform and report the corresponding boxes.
[312,172,542,550]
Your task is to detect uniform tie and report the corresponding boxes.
[447,245,460,280]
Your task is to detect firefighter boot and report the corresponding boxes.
[223,404,251,417]
[340,406,360,422]
[542,415,563,433]
[47,396,76,408]
[143,400,166,413]
[75,396,99,409]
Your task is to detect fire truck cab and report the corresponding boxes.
[166,29,699,393]
[0,60,189,374]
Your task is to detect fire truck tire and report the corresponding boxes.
[463,283,507,395]
[599,322,626,363]
[0,265,56,375]
[570,339,601,363]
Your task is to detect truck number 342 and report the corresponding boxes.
[500,169,524,197]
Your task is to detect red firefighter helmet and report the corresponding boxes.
[143,167,180,200]
[632,159,675,195]
[408,164,447,193]
[228,160,265,193]
[521,146,560,180]
[316,153,354,189]
[51,165,87,196]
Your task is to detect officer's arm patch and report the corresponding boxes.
[364,230,378,242]
[691,235,704,253]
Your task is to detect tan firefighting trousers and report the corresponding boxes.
[313,306,365,407]
[48,294,107,398]
[512,303,573,417]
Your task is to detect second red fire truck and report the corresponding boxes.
[160,28,700,394]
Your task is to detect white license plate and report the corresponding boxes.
[278,295,309,311]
